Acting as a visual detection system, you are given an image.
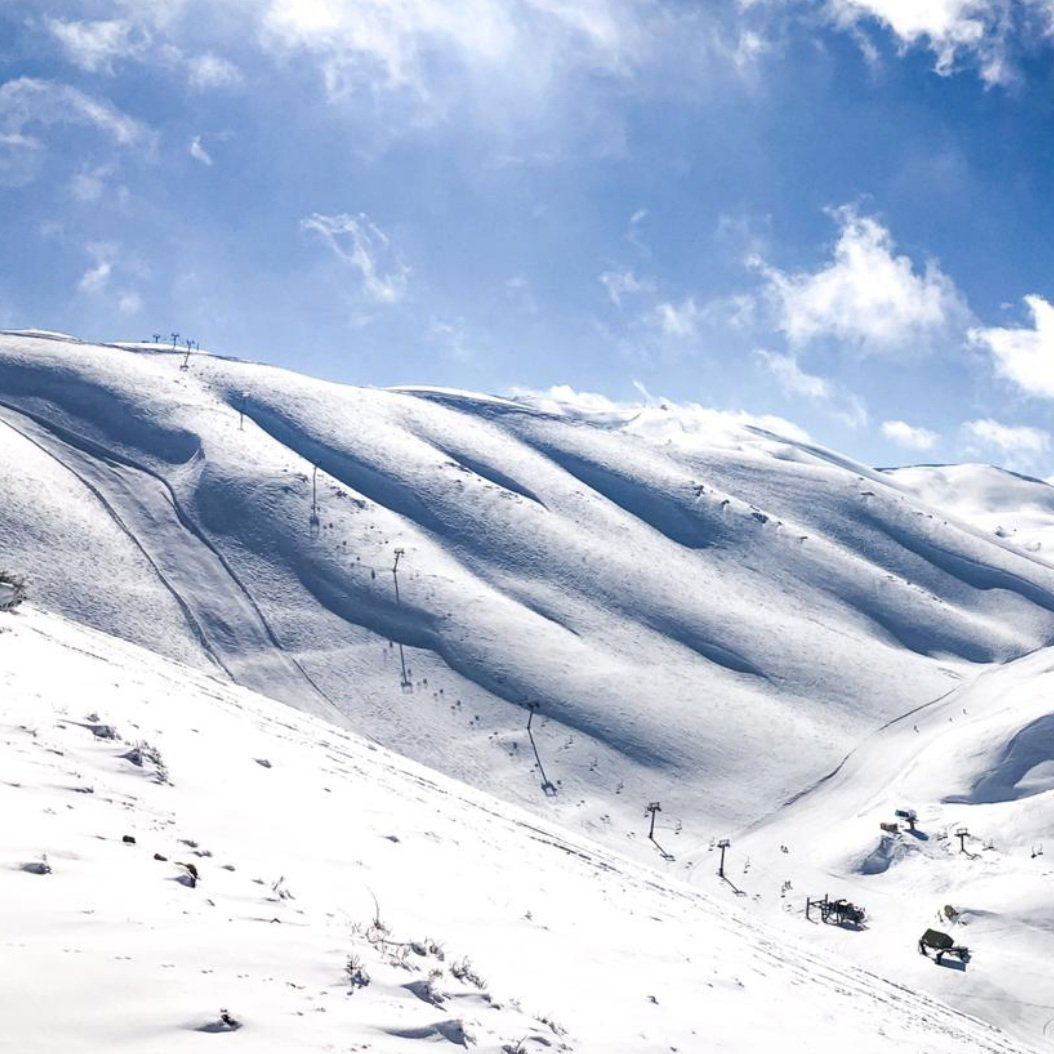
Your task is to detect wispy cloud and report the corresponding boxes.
[962,417,1050,470]
[187,52,243,90]
[600,268,654,308]
[757,348,868,427]
[646,296,704,340]
[45,18,146,74]
[757,348,832,400]
[881,419,939,451]
[301,211,409,304]
[78,242,115,294]
[46,13,243,95]
[752,205,968,354]
[0,77,153,186]
[189,135,213,165]
[428,316,474,362]
[0,77,150,146]
[260,0,646,113]
[76,241,143,317]
[69,162,115,203]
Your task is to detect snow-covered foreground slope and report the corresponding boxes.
[886,464,1054,566]
[4,331,1054,850]
[731,640,1054,1050]
[0,606,1033,1053]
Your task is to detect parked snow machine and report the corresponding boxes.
[918,929,970,965]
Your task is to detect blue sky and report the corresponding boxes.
[3,1,1054,472]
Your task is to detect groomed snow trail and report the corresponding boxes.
[0,401,340,722]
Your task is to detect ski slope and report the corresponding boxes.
[4,330,1054,852]
[730,638,1054,1050]
[0,605,1033,1054]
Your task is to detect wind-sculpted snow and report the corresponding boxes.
[886,462,1054,565]
[4,331,1054,844]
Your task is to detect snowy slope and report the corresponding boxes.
[730,640,1054,1050]
[4,331,1054,851]
[886,464,1054,565]
[0,604,1033,1054]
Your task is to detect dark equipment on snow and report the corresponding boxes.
[918,928,970,965]
[806,893,866,927]
[894,808,918,832]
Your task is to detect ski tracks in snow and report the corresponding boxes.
[0,401,339,720]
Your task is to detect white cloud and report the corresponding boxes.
[189,135,213,165]
[0,132,43,188]
[117,290,143,315]
[600,268,654,308]
[301,211,409,303]
[0,77,149,146]
[881,419,940,450]
[0,78,152,185]
[75,243,142,315]
[757,348,832,400]
[626,207,650,254]
[969,294,1054,398]
[816,0,1054,85]
[187,52,243,90]
[45,18,145,73]
[46,14,243,94]
[260,0,645,112]
[753,205,968,353]
[648,297,703,339]
[78,243,115,294]
[757,348,869,427]
[70,162,115,202]
[962,418,1050,469]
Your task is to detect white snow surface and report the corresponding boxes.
[5,332,1054,1048]
[0,606,1033,1053]
[734,639,1054,1050]
[886,464,1054,564]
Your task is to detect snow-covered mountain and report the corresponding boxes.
[885,463,1054,564]
[0,604,1033,1053]
[5,329,1054,1050]
[4,330,1054,847]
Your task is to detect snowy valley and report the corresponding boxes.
[3,330,1054,1050]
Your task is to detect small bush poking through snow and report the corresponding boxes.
[345,955,370,992]
[122,740,169,784]
[451,956,486,990]
[0,570,26,612]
